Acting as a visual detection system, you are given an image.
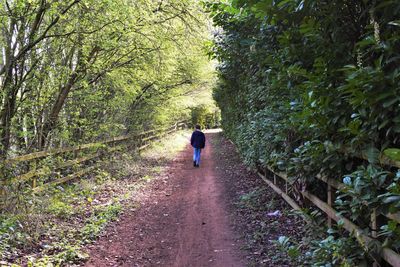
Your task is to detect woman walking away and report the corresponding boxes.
[190,124,206,167]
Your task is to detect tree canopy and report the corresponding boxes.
[0,0,215,159]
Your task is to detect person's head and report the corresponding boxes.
[195,124,201,130]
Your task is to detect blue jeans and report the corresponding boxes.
[193,148,201,165]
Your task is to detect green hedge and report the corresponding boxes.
[206,0,400,264]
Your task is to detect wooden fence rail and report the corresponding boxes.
[1,122,187,193]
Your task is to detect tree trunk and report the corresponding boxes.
[39,72,78,148]
[0,68,17,158]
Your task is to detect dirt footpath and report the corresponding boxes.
[84,130,246,267]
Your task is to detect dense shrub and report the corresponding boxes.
[206,0,400,264]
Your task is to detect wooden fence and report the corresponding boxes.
[1,122,187,194]
[246,147,400,266]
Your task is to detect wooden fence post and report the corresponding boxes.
[0,181,4,197]
[32,159,38,189]
[371,209,377,238]
[285,180,288,194]
[327,184,332,228]
[371,209,379,267]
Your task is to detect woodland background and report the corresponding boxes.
[0,0,218,160]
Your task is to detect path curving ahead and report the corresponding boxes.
[84,130,245,267]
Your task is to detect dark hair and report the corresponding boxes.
[195,124,201,130]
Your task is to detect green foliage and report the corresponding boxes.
[206,0,400,264]
[0,0,214,157]
[23,201,122,266]
[80,203,122,241]
[336,166,391,224]
[27,244,88,267]
[384,148,400,161]
[94,170,112,184]
[311,234,367,267]
[0,216,26,260]
[0,2,216,226]
[47,200,75,219]
[274,236,301,261]
[191,104,221,129]
[275,212,370,266]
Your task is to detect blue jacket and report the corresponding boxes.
[191,130,205,149]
